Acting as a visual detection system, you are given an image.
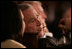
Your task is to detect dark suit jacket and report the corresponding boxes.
[38,36,71,48]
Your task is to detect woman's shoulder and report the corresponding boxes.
[1,39,26,48]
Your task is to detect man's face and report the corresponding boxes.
[22,5,42,34]
[59,8,71,32]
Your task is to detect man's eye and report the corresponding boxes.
[30,18,35,23]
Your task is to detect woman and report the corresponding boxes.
[1,2,26,48]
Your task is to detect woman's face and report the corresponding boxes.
[22,5,42,34]
[19,9,25,36]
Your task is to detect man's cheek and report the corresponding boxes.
[29,25,36,30]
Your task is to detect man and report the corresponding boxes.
[21,1,53,38]
[19,4,42,48]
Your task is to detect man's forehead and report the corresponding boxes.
[24,11,38,19]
